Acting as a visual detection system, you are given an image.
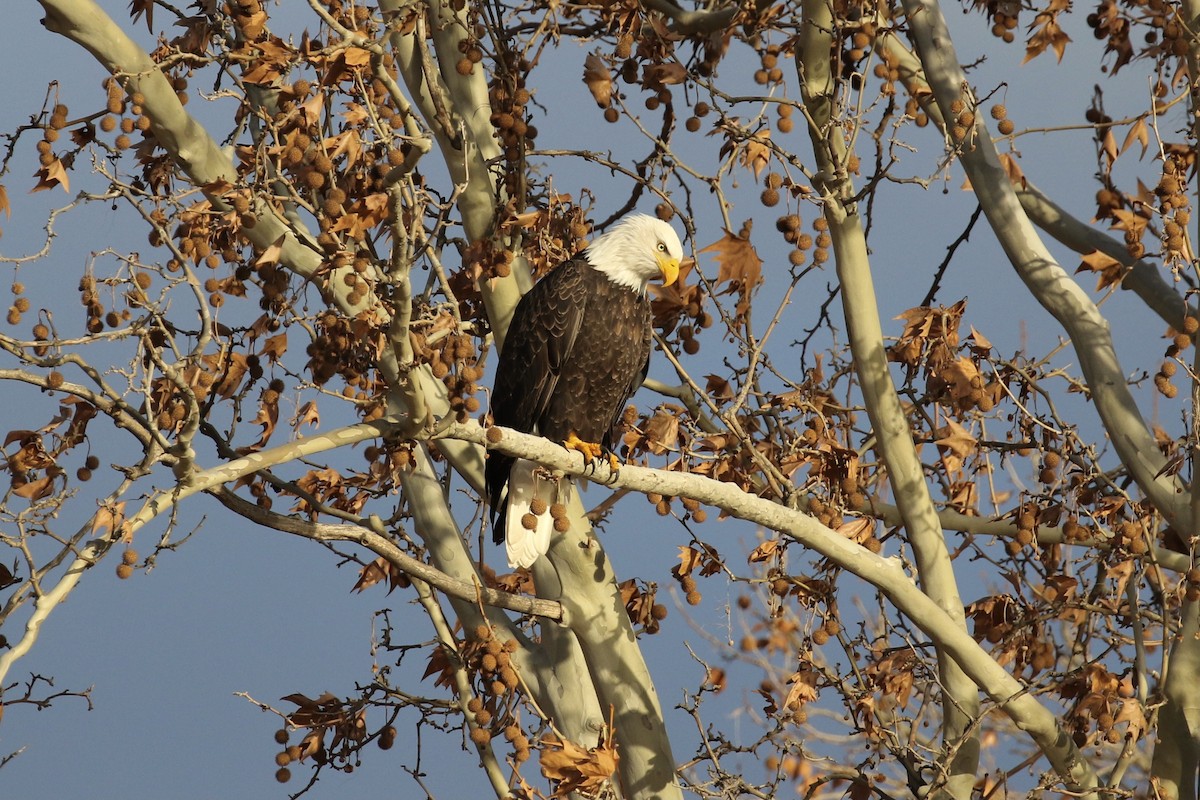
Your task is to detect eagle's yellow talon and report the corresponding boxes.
[563,432,604,464]
[561,433,623,482]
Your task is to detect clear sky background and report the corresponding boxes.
[0,2,1178,798]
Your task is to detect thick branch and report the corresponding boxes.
[878,31,1192,331]
[534,488,681,799]
[444,420,1100,791]
[797,4,978,795]
[1015,182,1191,330]
[380,0,523,345]
[38,0,325,281]
[900,0,1187,534]
[1151,599,1200,800]
[122,419,405,537]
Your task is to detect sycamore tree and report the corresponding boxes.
[0,0,1198,797]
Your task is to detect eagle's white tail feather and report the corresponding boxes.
[504,459,556,569]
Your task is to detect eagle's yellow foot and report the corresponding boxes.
[562,433,621,482]
[563,432,604,464]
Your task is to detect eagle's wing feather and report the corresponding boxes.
[486,258,589,541]
[500,257,587,432]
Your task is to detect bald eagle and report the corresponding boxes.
[486,214,684,568]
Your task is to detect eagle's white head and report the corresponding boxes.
[585,214,683,293]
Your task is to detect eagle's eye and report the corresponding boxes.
[656,242,667,252]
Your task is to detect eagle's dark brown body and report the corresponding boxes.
[486,256,652,544]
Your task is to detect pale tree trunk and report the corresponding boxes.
[1153,600,1200,800]
[31,1,679,797]
[797,3,980,796]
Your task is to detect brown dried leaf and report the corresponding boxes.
[13,474,57,501]
[643,408,680,455]
[422,646,457,690]
[0,561,16,590]
[255,235,286,267]
[326,129,363,165]
[340,103,370,127]
[1109,207,1150,237]
[32,158,70,193]
[207,352,250,400]
[91,502,126,538]
[247,387,280,448]
[298,92,325,125]
[292,400,320,431]
[1076,249,1126,291]
[1023,8,1071,63]
[742,130,772,179]
[282,691,343,728]
[261,332,288,363]
[747,539,780,563]
[1121,118,1149,159]
[1106,559,1135,598]
[675,545,704,578]
[297,729,325,761]
[769,389,805,410]
[538,733,619,798]
[851,778,873,800]
[619,578,658,629]
[238,8,267,39]
[4,429,37,448]
[1114,697,1147,740]
[129,0,155,30]
[968,325,992,351]
[782,669,820,714]
[343,47,371,68]
[934,419,978,459]
[699,229,763,293]
[1101,128,1119,166]
[642,62,687,87]
[705,374,733,403]
[869,650,917,708]
[350,556,412,594]
[702,667,726,693]
[997,152,1026,189]
[836,518,875,545]
[353,556,390,593]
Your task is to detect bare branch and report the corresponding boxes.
[442,420,1100,792]
[208,486,562,621]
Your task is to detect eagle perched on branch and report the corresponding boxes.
[486,214,684,568]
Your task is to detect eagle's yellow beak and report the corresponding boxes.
[658,254,680,287]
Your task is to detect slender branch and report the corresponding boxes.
[209,486,562,620]
[0,473,144,688]
[410,576,513,799]
[640,0,737,34]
